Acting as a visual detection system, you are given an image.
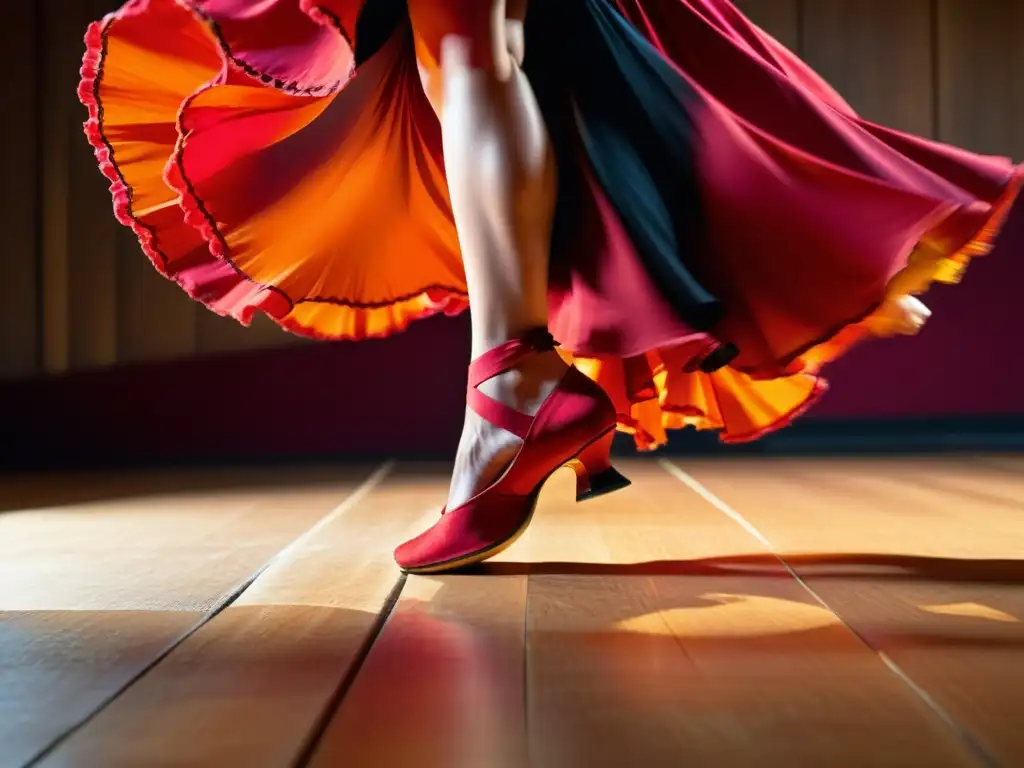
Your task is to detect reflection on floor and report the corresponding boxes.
[2,455,1023,767]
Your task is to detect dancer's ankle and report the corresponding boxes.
[470,319,551,359]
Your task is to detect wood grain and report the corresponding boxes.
[39,464,436,768]
[62,0,121,370]
[195,310,305,355]
[521,464,975,767]
[0,466,372,768]
[734,0,801,51]
[680,455,1024,765]
[936,1,1024,158]
[937,1,1019,157]
[0,3,41,379]
[801,0,934,136]
[115,229,199,363]
[308,469,626,767]
[39,0,73,374]
[309,572,529,768]
[9,458,1024,766]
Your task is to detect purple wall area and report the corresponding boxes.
[2,204,1020,463]
[1,316,472,463]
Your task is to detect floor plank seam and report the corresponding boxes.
[20,461,395,768]
[252,462,396,577]
[658,459,1002,768]
[291,572,409,768]
[22,565,271,767]
[523,574,533,767]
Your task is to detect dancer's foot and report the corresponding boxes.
[866,294,932,337]
[446,347,570,511]
[394,330,623,574]
[892,295,932,334]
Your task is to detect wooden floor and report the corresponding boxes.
[3,456,1024,768]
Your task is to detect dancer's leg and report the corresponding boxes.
[408,0,568,510]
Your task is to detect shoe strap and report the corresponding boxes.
[466,329,558,439]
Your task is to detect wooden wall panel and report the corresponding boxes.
[0,4,41,378]
[43,0,121,370]
[1015,6,1024,163]
[196,310,302,355]
[116,229,199,363]
[1016,7,1024,164]
[67,107,121,369]
[39,0,73,374]
[936,1,1024,159]
[801,0,934,136]
[734,0,800,51]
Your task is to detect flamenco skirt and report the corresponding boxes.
[80,0,1022,449]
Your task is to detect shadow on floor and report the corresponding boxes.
[471,552,1024,584]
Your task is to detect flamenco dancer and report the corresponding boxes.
[80,0,1020,573]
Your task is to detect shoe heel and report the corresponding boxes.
[566,430,632,502]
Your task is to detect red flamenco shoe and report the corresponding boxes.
[394,329,631,574]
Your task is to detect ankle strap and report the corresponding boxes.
[467,329,558,388]
[466,328,559,439]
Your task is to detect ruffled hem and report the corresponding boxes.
[612,374,830,450]
[719,377,830,444]
[566,342,833,450]
[80,2,468,344]
[894,167,1023,291]
[184,0,355,95]
[80,14,164,273]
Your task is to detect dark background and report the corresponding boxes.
[0,0,1021,467]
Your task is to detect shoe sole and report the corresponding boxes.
[575,465,632,503]
[400,428,628,576]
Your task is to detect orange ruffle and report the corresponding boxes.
[82,0,467,343]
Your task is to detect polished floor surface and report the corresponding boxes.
[3,455,1023,767]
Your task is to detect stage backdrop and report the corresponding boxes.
[0,0,1022,463]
